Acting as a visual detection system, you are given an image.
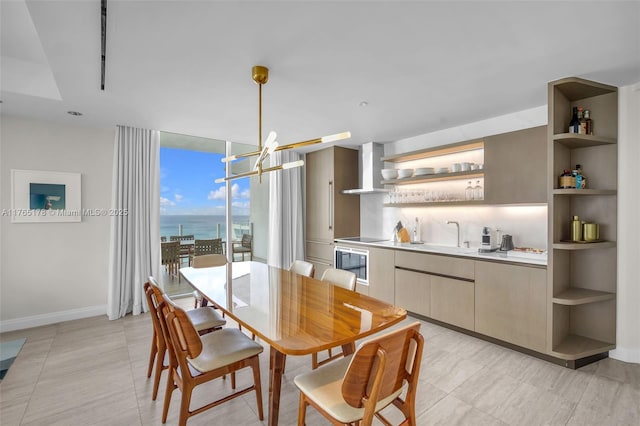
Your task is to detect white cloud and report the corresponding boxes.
[232,201,250,208]
[208,183,246,200]
[174,194,183,202]
[208,186,226,200]
[160,197,175,207]
[239,189,250,199]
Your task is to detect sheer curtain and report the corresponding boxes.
[107,125,160,320]
[267,150,304,269]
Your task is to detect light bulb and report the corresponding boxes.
[282,160,304,170]
[321,131,351,143]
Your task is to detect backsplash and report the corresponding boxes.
[360,193,547,250]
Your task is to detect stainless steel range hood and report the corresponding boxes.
[342,142,389,194]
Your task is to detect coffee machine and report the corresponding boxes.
[479,226,499,253]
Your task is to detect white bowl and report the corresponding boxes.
[470,164,479,170]
[436,167,449,174]
[460,162,471,171]
[381,169,398,180]
[397,169,414,179]
[451,163,461,172]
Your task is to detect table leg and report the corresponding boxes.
[269,346,286,426]
[341,342,355,356]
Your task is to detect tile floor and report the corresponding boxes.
[1,300,638,426]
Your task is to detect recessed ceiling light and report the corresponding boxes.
[359,101,369,107]
[67,111,83,116]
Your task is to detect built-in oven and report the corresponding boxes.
[334,246,369,285]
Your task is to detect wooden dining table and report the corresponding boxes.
[179,261,407,426]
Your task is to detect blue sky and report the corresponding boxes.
[160,147,250,216]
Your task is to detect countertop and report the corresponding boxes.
[334,238,548,267]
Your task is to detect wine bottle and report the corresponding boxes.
[578,107,587,134]
[569,106,580,134]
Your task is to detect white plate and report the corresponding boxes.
[414,167,435,176]
[436,167,449,174]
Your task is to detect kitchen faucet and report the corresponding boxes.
[446,220,460,247]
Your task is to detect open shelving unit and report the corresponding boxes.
[547,77,618,366]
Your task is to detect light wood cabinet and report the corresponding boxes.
[547,77,618,363]
[475,262,547,352]
[394,268,430,317]
[430,275,475,331]
[305,146,360,268]
[484,125,547,204]
[367,246,395,304]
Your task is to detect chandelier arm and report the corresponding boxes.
[215,161,304,183]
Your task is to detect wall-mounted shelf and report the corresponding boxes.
[552,189,617,196]
[384,200,485,207]
[382,171,483,185]
[553,133,617,149]
[552,241,616,250]
[382,141,484,163]
[553,288,616,306]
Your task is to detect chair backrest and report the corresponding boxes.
[193,239,223,256]
[144,281,164,348]
[170,235,195,242]
[241,234,252,248]
[320,268,357,291]
[161,241,180,264]
[162,294,203,360]
[289,260,315,278]
[342,322,424,410]
[192,254,227,268]
[161,236,167,242]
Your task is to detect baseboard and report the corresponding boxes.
[0,305,107,333]
[610,347,640,364]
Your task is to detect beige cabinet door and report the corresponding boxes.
[368,247,395,304]
[430,276,475,331]
[394,268,430,317]
[484,125,547,204]
[475,261,547,352]
[306,148,334,242]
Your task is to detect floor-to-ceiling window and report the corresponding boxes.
[159,132,266,296]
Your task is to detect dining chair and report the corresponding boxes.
[320,268,357,291]
[191,254,227,308]
[161,241,181,281]
[144,277,226,401]
[309,268,358,369]
[162,294,264,426]
[294,321,424,426]
[170,235,195,266]
[289,260,315,278]
[232,233,253,261]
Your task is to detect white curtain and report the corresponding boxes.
[107,125,160,320]
[268,150,304,269]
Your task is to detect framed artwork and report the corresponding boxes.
[10,169,81,223]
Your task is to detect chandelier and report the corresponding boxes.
[215,65,350,183]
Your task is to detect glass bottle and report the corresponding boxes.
[584,109,593,135]
[465,181,474,200]
[473,180,483,200]
[569,106,580,134]
[578,107,586,134]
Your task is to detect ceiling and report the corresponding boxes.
[1,1,639,150]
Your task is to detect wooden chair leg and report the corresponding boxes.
[178,382,193,426]
[251,358,264,421]
[162,369,176,423]
[152,349,165,400]
[297,393,307,426]
[147,334,157,378]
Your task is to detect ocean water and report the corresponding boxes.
[160,215,250,240]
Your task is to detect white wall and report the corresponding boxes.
[611,83,640,363]
[0,116,114,331]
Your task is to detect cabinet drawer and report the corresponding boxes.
[430,276,475,331]
[395,251,474,280]
[306,240,334,262]
[394,269,430,317]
